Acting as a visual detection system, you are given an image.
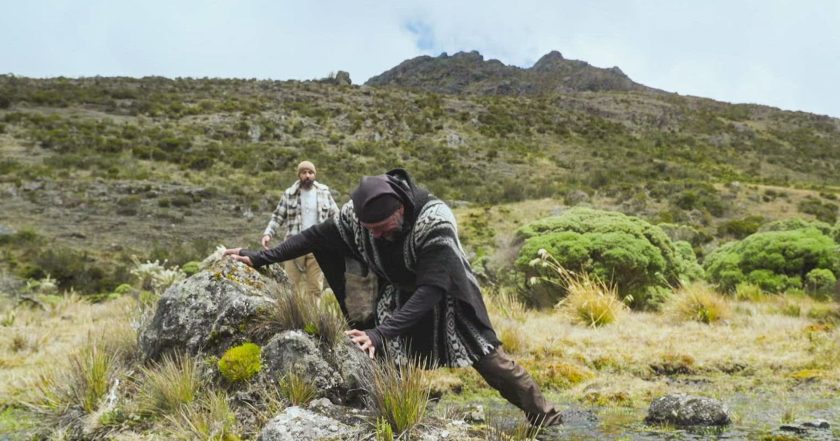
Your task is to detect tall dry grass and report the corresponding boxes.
[135,353,200,418]
[363,356,432,437]
[252,287,346,345]
[165,390,241,441]
[667,283,731,324]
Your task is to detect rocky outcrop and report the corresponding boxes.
[645,394,731,427]
[139,257,279,359]
[365,50,658,96]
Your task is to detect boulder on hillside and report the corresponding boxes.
[139,256,282,359]
[645,394,731,427]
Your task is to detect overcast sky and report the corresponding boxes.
[2,0,839,117]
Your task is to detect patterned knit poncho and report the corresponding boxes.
[316,169,499,367]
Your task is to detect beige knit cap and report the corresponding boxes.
[297,160,316,174]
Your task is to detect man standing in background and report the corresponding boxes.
[261,160,338,296]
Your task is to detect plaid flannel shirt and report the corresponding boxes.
[263,180,339,240]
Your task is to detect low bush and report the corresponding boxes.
[515,208,688,309]
[718,215,765,239]
[704,227,839,293]
[804,268,837,296]
[798,196,838,224]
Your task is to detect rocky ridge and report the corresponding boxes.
[365,50,659,96]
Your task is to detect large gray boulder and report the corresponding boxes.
[139,257,279,359]
[645,394,731,427]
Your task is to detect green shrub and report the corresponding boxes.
[218,342,262,383]
[717,215,765,239]
[113,283,134,295]
[805,268,837,295]
[657,223,713,248]
[759,218,832,235]
[704,227,839,293]
[798,196,838,223]
[515,208,685,309]
[673,241,705,282]
[182,261,201,276]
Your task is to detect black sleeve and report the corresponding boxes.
[365,284,445,348]
[240,219,346,268]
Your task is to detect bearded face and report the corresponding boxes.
[299,169,316,189]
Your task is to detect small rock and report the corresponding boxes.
[645,393,730,427]
[308,397,333,412]
[463,404,485,424]
[802,419,830,429]
[780,424,808,434]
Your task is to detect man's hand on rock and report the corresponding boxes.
[261,235,272,250]
[223,248,253,267]
[345,329,376,359]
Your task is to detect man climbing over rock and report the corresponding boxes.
[225,168,561,427]
[261,160,338,296]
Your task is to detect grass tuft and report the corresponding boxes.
[667,283,730,324]
[497,320,528,354]
[136,352,200,417]
[486,287,527,322]
[20,340,119,416]
[165,390,241,441]
[278,371,317,406]
[252,287,346,346]
[485,411,542,441]
[555,269,626,327]
[363,356,431,437]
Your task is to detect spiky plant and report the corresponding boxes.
[278,371,317,406]
[668,282,731,324]
[534,249,626,327]
[166,390,241,441]
[252,286,346,345]
[363,356,431,437]
[136,352,200,417]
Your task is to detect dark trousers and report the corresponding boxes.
[473,347,562,426]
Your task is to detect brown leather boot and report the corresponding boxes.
[473,347,562,427]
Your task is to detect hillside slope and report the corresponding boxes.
[0,65,839,292]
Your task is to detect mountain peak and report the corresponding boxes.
[365,50,654,96]
[532,50,565,70]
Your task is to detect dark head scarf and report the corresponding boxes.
[351,176,402,223]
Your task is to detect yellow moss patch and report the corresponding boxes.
[789,369,824,381]
[582,390,633,407]
[218,342,262,383]
[530,361,595,389]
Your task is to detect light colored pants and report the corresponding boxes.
[283,253,323,297]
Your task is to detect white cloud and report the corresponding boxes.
[0,0,838,116]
